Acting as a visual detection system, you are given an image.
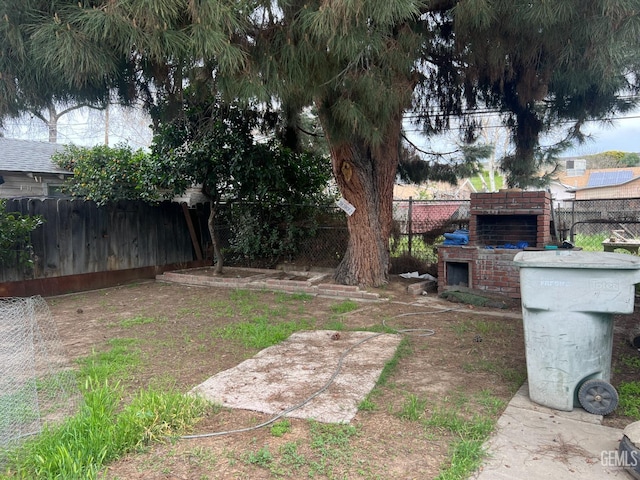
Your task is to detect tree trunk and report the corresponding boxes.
[207,199,224,274]
[202,195,224,274]
[329,118,402,287]
[47,104,59,143]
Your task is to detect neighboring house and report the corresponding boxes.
[0,138,71,198]
[393,178,476,200]
[551,161,640,202]
[393,180,471,237]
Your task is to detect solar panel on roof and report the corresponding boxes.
[587,170,634,187]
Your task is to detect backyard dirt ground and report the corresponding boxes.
[44,272,640,479]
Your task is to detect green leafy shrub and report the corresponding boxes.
[52,144,161,205]
[0,199,43,267]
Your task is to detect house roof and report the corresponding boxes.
[555,166,640,191]
[0,137,70,174]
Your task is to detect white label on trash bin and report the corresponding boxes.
[591,279,620,292]
[539,280,571,287]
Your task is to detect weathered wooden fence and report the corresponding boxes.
[1,198,210,283]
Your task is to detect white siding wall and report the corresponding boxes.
[0,172,67,198]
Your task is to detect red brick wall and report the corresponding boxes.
[438,246,521,298]
[469,190,551,248]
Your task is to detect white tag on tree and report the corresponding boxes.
[336,197,356,216]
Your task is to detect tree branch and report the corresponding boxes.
[401,132,461,158]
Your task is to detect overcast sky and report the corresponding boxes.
[404,110,640,161]
[562,113,640,157]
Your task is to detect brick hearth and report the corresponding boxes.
[437,190,552,299]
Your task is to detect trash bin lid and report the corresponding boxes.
[513,250,640,269]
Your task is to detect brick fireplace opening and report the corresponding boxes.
[438,190,552,298]
[475,215,537,247]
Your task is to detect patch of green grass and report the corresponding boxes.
[390,236,439,263]
[183,446,218,469]
[275,292,313,303]
[309,421,358,450]
[76,338,141,383]
[323,319,346,331]
[119,315,158,328]
[229,289,261,316]
[619,354,640,370]
[308,421,358,476]
[207,300,234,317]
[573,233,608,252]
[278,441,307,469]
[356,336,410,413]
[329,300,360,315]
[358,394,377,412]
[475,390,506,416]
[376,338,411,388]
[270,419,291,437]
[449,322,471,336]
[243,445,273,467]
[177,307,204,318]
[472,320,503,335]
[211,317,314,349]
[618,381,640,419]
[0,387,40,428]
[462,359,499,374]
[450,319,504,337]
[397,393,427,421]
[363,322,398,334]
[3,381,212,480]
[211,289,314,323]
[501,368,527,391]
[434,438,486,480]
[425,406,496,480]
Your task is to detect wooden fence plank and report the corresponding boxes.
[1,198,200,282]
[57,199,74,276]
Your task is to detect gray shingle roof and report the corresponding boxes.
[0,137,70,174]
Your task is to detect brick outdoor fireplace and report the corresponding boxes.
[437,191,552,298]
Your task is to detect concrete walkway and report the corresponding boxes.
[474,383,629,479]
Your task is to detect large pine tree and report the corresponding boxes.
[453,1,640,187]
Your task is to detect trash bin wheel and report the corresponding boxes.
[578,379,619,415]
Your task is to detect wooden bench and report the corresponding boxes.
[602,229,640,254]
[602,241,640,254]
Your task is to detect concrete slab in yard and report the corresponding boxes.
[191,330,402,424]
[474,383,628,479]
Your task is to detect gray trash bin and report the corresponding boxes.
[514,250,640,415]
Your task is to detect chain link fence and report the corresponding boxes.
[390,199,469,271]
[555,198,640,252]
[209,199,470,273]
[214,197,640,269]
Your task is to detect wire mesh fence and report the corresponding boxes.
[0,296,81,466]
[555,198,640,252]
[212,199,471,271]
[211,202,349,269]
[391,199,469,264]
